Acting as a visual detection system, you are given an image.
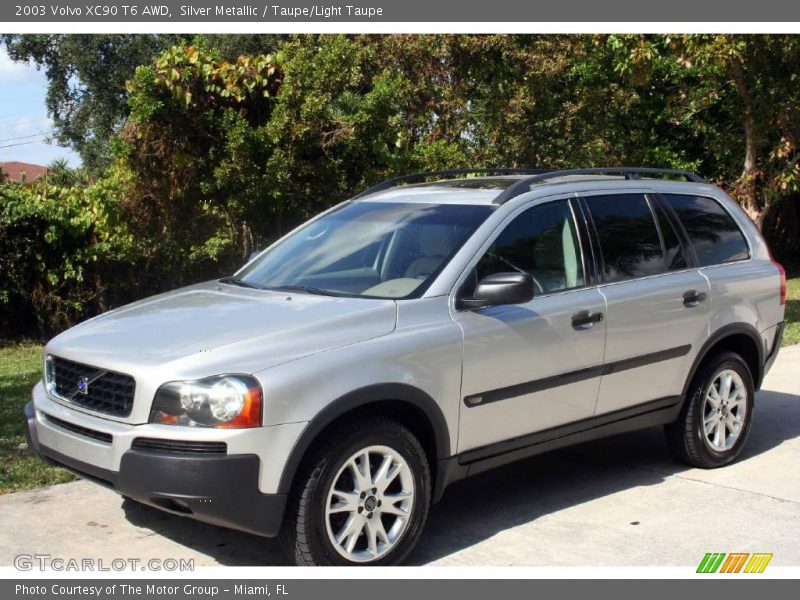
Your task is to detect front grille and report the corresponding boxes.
[131,438,227,454]
[50,356,135,417]
[43,413,113,444]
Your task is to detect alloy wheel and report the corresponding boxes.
[324,445,415,563]
[702,368,748,452]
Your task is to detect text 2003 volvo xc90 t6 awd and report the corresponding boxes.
[25,167,786,565]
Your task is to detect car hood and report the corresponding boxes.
[46,281,398,378]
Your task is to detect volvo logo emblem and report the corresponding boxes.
[76,377,90,395]
[65,371,106,401]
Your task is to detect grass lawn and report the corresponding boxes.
[0,276,798,494]
[784,276,800,346]
[0,342,75,494]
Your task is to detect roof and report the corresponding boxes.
[356,173,713,206]
[0,161,48,183]
[355,168,708,206]
[356,177,521,205]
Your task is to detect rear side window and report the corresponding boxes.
[662,194,750,266]
[584,194,665,283]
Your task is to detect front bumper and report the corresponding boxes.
[24,401,287,537]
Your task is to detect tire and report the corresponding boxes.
[279,416,431,566]
[665,351,755,468]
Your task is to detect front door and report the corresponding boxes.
[453,197,607,453]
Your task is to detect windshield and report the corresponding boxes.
[233,202,493,299]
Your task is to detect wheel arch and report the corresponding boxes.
[683,323,765,396]
[276,383,451,496]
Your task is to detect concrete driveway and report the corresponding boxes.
[2,346,799,567]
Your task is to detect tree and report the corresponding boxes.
[117,36,409,272]
[115,34,800,273]
[46,158,82,187]
[681,36,800,228]
[0,34,284,172]
[115,40,287,283]
[606,35,800,230]
[1,34,180,171]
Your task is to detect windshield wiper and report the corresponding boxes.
[265,285,342,297]
[218,277,265,290]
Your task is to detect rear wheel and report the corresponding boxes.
[665,351,754,468]
[279,416,431,566]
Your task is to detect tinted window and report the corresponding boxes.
[585,194,665,283]
[662,194,750,267]
[653,201,688,271]
[472,199,585,295]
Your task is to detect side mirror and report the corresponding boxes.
[457,272,534,310]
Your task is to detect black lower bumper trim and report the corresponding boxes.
[118,450,286,537]
[24,402,286,537]
[763,321,784,377]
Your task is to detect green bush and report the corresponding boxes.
[0,176,136,336]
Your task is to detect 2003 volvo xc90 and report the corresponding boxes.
[25,167,786,565]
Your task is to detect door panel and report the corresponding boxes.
[455,289,607,452]
[581,191,711,415]
[452,197,606,453]
[595,271,709,414]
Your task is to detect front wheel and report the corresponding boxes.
[665,351,754,468]
[279,416,431,566]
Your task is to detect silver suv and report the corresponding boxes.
[24,167,786,566]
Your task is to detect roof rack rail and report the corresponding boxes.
[492,167,706,205]
[353,168,550,199]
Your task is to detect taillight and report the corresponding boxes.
[771,256,787,305]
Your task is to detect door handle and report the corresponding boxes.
[683,289,708,307]
[572,310,604,329]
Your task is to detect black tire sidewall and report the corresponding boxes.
[690,354,754,465]
[303,423,431,566]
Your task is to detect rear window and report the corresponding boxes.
[662,194,750,267]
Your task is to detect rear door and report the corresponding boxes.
[581,191,710,415]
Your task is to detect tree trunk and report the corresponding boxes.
[93,272,108,313]
[730,57,764,227]
[242,222,253,261]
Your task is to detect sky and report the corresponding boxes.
[0,46,81,168]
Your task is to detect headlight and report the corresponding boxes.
[150,375,262,428]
